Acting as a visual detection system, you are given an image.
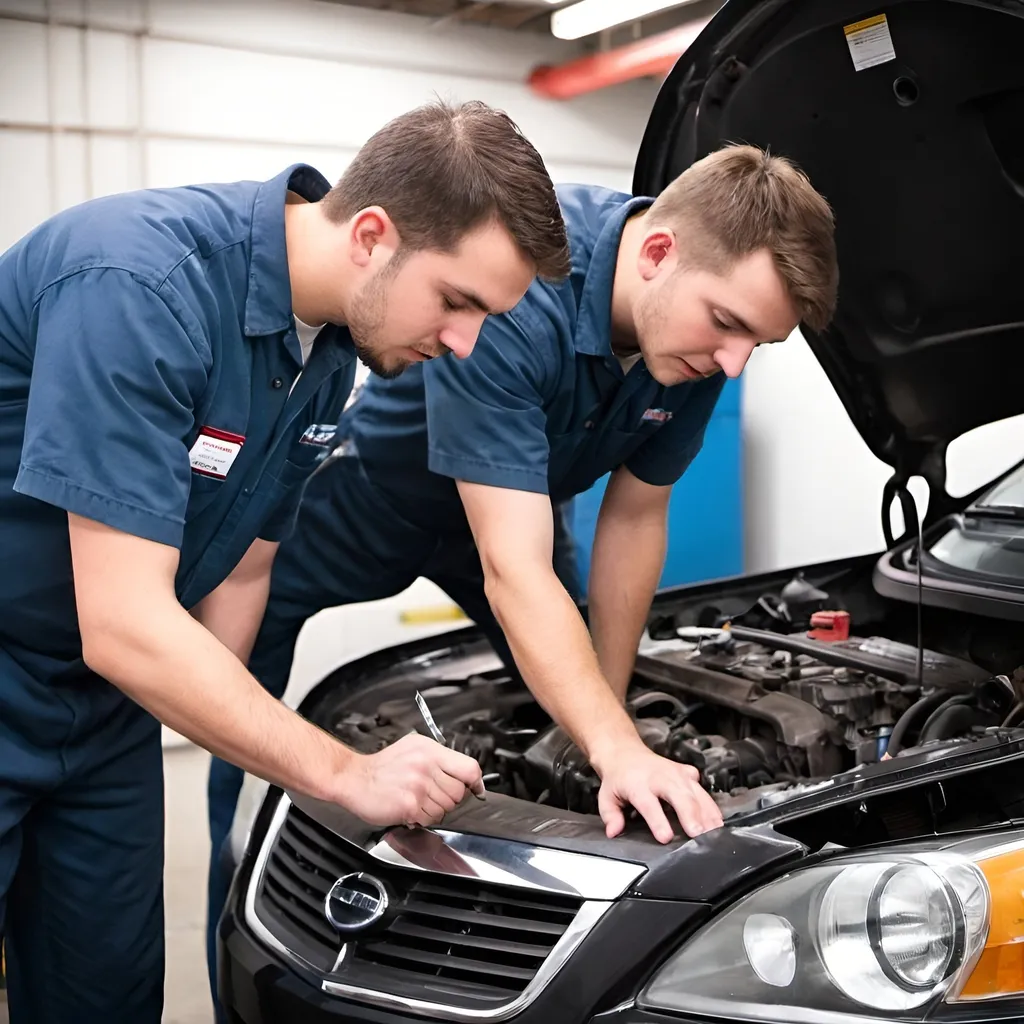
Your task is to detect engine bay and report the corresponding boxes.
[321,573,1024,821]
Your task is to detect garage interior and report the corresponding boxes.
[4,0,1024,1022]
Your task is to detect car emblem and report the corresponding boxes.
[324,872,389,933]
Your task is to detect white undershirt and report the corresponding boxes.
[294,315,324,364]
[616,350,644,375]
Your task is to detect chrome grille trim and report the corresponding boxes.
[243,794,613,1020]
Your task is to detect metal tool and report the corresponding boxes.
[415,690,487,799]
[415,690,447,745]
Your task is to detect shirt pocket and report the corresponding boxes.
[274,435,330,488]
[185,471,225,521]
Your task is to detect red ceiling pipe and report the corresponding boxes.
[528,20,710,100]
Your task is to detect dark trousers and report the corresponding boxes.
[205,455,581,1015]
[0,647,165,1023]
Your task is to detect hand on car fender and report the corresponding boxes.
[597,745,724,843]
[336,733,484,828]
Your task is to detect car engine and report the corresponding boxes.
[327,575,1022,820]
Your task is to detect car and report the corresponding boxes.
[216,0,1024,1021]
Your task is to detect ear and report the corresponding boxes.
[347,206,400,270]
[637,228,677,282]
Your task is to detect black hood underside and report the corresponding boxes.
[635,0,1024,515]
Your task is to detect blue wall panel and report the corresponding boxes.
[568,377,743,591]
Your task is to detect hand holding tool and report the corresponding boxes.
[415,690,487,799]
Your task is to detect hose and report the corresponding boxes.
[885,690,955,758]
[915,694,976,744]
[918,703,978,744]
[1002,700,1024,728]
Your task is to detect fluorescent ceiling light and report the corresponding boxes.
[551,0,706,40]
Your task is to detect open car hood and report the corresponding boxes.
[634,0,1024,520]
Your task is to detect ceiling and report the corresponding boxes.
[319,0,566,32]
[319,0,718,38]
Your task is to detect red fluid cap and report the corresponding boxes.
[809,610,851,642]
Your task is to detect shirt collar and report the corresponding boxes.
[243,163,332,338]
[573,195,654,358]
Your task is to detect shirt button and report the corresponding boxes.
[271,377,284,389]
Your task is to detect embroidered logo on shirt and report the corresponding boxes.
[189,426,245,478]
[299,423,337,447]
[641,408,673,424]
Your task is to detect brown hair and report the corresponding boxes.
[321,99,570,282]
[648,144,838,332]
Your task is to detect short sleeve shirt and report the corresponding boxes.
[0,165,355,661]
[339,183,725,532]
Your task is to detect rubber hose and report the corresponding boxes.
[886,690,954,758]
[915,694,976,745]
[918,704,978,744]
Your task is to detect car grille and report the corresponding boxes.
[253,802,585,1003]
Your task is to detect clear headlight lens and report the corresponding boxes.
[817,863,961,1010]
[743,914,797,988]
[876,866,956,988]
[640,848,991,1023]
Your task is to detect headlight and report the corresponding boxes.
[640,846,992,1023]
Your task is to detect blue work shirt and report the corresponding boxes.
[340,183,726,532]
[0,164,355,665]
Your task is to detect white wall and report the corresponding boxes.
[741,329,1024,573]
[0,0,656,257]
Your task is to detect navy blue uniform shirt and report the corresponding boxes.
[339,183,725,531]
[0,165,355,663]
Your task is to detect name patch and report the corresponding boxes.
[189,426,245,479]
[641,408,673,424]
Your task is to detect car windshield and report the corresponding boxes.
[975,461,1024,513]
[927,518,1024,582]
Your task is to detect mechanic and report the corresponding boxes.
[0,98,570,1024]
[207,145,837,986]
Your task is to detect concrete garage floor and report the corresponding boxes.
[0,743,215,1024]
[163,742,218,1024]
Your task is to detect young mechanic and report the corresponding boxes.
[0,99,570,1024]
[208,144,838,961]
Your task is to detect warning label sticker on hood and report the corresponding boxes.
[844,13,896,71]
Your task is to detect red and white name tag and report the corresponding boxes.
[189,426,245,479]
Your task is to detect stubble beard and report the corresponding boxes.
[347,257,408,380]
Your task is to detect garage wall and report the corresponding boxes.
[0,0,656,253]
[741,332,1024,575]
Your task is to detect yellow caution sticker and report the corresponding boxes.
[399,603,468,625]
[844,12,896,71]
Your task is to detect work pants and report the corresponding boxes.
[0,648,164,1023]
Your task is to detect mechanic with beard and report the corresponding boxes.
[0,99,571,1024]
[207,147,838,962]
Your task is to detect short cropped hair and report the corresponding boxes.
[649,145,838,331]
[321,99,570,282]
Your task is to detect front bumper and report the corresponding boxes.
[217,872,707,1024]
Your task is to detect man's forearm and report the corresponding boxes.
[486,566,644,772]
[588,507,668,702]
[86,597,353,802]
[192,571,272,665]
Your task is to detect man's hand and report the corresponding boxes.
[331,734,485,827]
[68,513,484,826]
[595,742,724,843]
